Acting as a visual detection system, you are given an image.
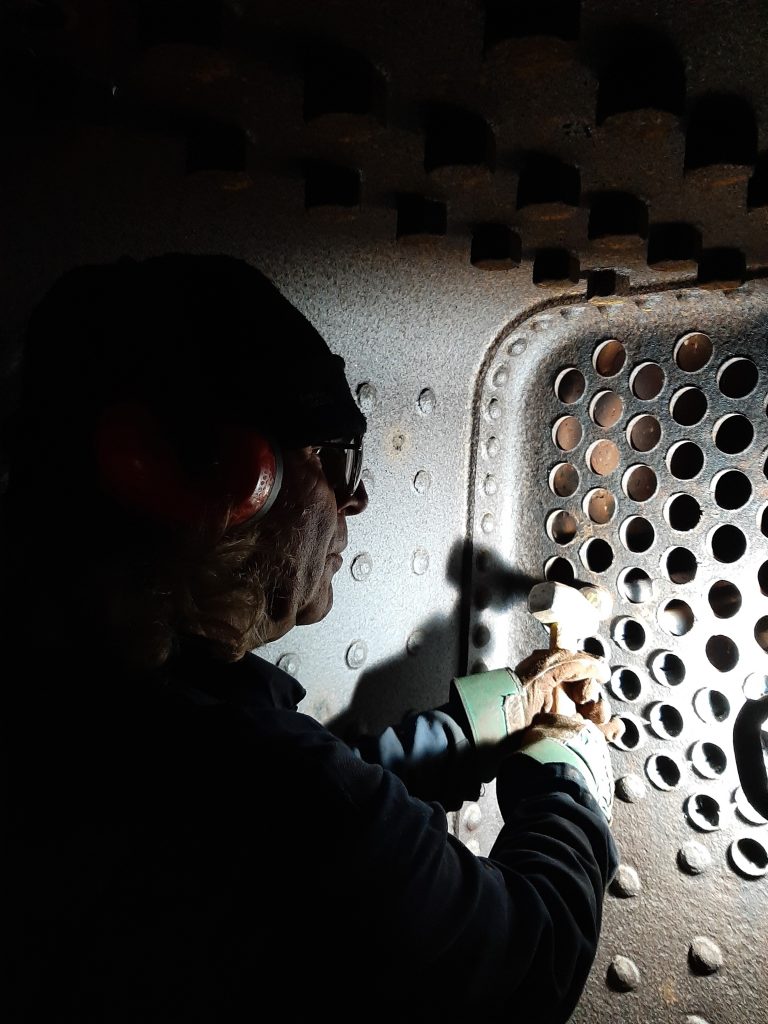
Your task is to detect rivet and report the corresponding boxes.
[361,468,374,493]
[483,474,498,496]
[356,381,377,413]
[392,432,406,452]
[484,436,500,458]
[481,513,495,534]
[508,338,528,356]
[277,653,301,676]
[607,955,641,992]
[678,840,712,875]
[406,629,425,656]
[413,470,432,494]
[463,802,482,831]
[411,548,429,575]
[465,837,481,855]
[616,774,647,802]
[492,365,510,387]
[487,398,502,420]
[473,624,491,648]
[345,640,368,670]
[418,387,436,415]
[688,936,723,975]
[350,553,373,581]
[611,865,641,898]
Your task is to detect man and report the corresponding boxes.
[3,253,620,1022]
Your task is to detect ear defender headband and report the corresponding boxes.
[95,404,283,529]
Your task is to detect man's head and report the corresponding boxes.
[2,253,368,663]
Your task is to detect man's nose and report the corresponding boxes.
[338,480,368,516]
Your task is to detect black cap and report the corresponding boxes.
[6,253,367,490]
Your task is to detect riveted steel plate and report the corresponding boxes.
[461,284,768,1024]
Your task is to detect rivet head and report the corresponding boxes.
[487,398,502,420]
[411,548,429,575]
[345,640,368,670]
[356,382,377,413]
[678,840,711,875]
[464,837,481,854]
[611,865,641,898]
[615,774,647,802]
[607,955,641,992]
[350,553,373,581]
[508,338,528,356]
[484,436,500,459]
[483,474,498,496]
[492,364,510,387]
[418,387,436,415]
[406,630,425,656]
[413,469,432,494]
[277,653,301,676]
[689,936,723,974]
[481,513,495,534]
[473,624,491,648]
[361,468,374,493]
[463,802,482,831]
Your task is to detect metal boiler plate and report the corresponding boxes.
[461,285,768,1024]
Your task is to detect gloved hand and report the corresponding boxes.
[451,649,611,749]
[516,688,621,821]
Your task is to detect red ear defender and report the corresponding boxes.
[95,404,282,528]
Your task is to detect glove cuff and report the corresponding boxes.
[516,722,614,820]
[451,668,523,747]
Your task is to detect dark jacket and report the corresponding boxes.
[6,639,617,1023]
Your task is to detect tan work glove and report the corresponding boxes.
[451,650,612,749]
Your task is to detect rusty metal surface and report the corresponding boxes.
[2,3,768,1023]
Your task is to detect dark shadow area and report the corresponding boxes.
[327,540,539,739]
[685,94,757,169]
[484,0,581,50]
[591,26,685,123]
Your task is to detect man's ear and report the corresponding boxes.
[94,404,282,527]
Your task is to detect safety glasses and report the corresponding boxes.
[311,435,365,502]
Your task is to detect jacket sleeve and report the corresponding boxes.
[278,712,617,1022]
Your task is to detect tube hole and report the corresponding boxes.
[583,488,616,524]
[670,386,708,426]
[549,462,580,497]
[621,516,655,553]
[590,390,624,428]
[691,740,728,779]
[728,837,768,879]
[710,523,747,563]
[552,415,583,451]
[622,464,658,502]
[685,793,721,831]
[618,567,653,603]
[630,361,665,400]
[665,493,702,531]
[717,356,759,398]
[667,440,704,480]
[609,667,644,702]
[648,701,684,739]
[708,580,742,618]
[693,688,731,724]
[612,618,646,652]
[612,715,644,750]
[544,556,576,584]
[587,439,620,475]
[547,510,578,544]
[675,332,713,372]
[627,414,662,452]
[583,636,607,658]
[756,616,768,654]
[659,599,694,636]
[713,413,755,455]
[744,674,768,700]
[759,561,768,596]
[705,634,739,672]
[650,650,686,686]
[712,469,752,509]
[593,339,626,377]
[646,753,682,790]
[555,367,586,404]
[665,546,697,584]
[580,538,614,573]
